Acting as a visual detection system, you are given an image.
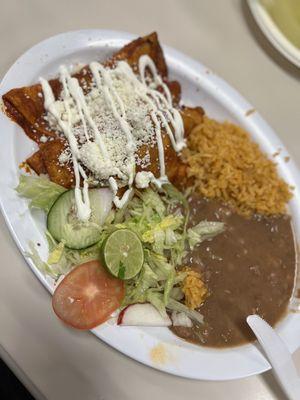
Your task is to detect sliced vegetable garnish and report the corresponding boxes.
[47,188,112,249]
[118,303,172,326]
[103,229,144,280]
[16,175,66,212]
[52,260,125,330]
[22,180,224,328]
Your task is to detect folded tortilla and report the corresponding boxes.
[2,32,203,188]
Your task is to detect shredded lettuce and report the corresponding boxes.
[147,252,173,280]
[21,178,223,325]
[139,189,165,218]
[26,242,55,277]
[187,221,225,250]
[169,286,184,301]
[167,298,204,325]
[47,241,65,265]
[16,175,66,212]
[27,232,101,279]
[123,263,159,305]
[142,215,183,253]
[163,270,175,305]
[146,291,169,318]
[114,187,224,322]
[163,183,188,209]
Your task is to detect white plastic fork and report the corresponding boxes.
[247,315,300,400]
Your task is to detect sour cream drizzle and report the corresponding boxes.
[40,55,185,220]
[40,77,91,221]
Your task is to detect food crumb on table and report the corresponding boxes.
[245,108,255,116]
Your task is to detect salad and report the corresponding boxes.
[17,175,223,329]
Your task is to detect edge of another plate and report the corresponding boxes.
[247,0,300,68]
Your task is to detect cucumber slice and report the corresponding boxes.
[47,188,113,249]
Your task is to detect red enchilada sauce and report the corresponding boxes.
[171,195,296,347]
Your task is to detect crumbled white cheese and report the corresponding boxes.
[58,150,70,164]
[135,171,154,188]
[69,62,85,74]
[40,56,184,217]
[40,135,48,143]
[79,142,117,180]
[45,62,159,185]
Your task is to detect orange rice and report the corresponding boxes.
[184,116,292,216]
[181,268,207,310]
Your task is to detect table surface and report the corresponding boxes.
[1,1,300,399]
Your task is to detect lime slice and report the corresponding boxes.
[103,229,144,280]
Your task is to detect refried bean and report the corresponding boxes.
[170,194,296,347]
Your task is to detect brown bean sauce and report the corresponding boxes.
[170,195,296,348]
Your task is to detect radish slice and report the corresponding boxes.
[118,303,172,326]
[171,311,193,328]
[92,188,113,225]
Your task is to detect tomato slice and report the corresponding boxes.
[52,260,125,330]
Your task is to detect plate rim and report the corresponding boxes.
[0,28,300,381]
[247,0,300,68]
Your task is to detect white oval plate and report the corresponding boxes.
[0,30,300,381]
[248,0,300,68]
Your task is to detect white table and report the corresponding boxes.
[1,1,299,399]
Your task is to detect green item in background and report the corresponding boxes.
[260,0,300,49]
